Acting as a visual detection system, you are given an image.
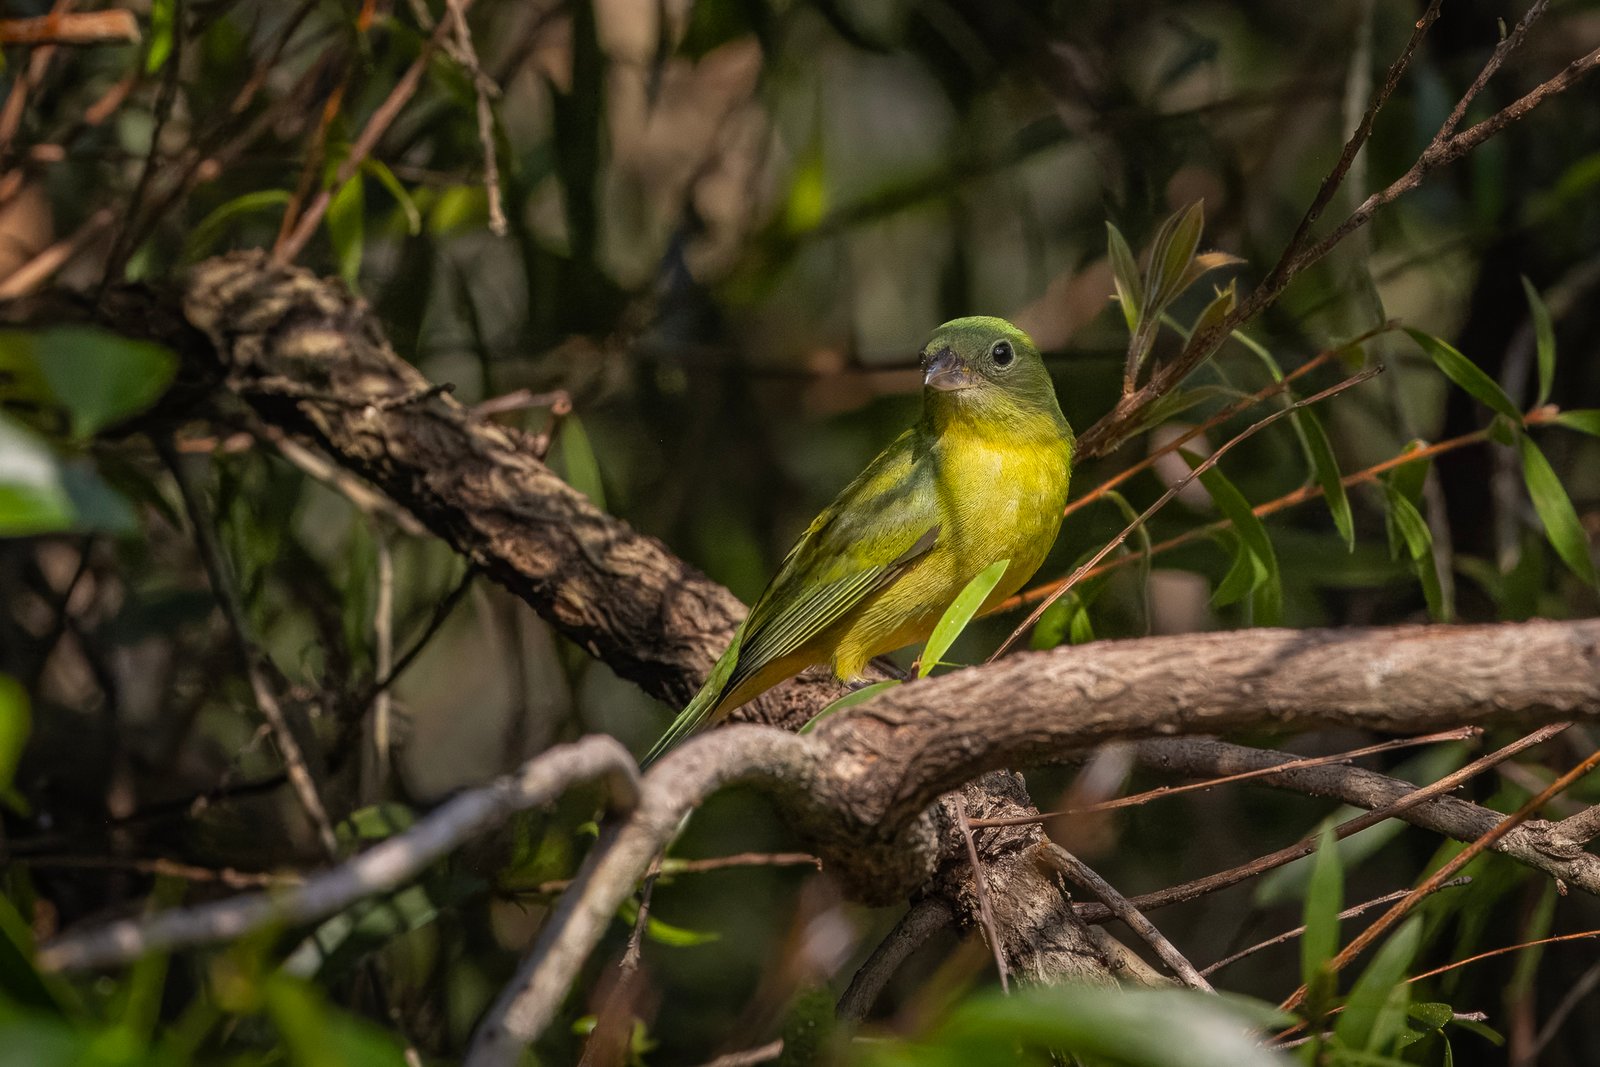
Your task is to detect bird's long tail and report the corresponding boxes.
[641,629,744,767]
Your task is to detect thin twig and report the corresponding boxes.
[445,0,507,236]
[970,728,1477,828]
[693,1040,784,1067]
[952,794,1008,994]
[0,10,139,45]
[520,851,820,896]
[368,532,396,799]
[19,854,298,890]
[1201,878,1471,977]
[274,9,462,264]
[1533,956,1600,1056]
[991,366,1380,656]
[38,736,641,972]
[836,898,955,1021]
[1408,927,1600,985]
[367,565,477,699]
[1045,845,1213,992]
[163,441,341,859]
[1075,724,1570,924]
[1063,324,1391,517]
[1280,742,1600,1013]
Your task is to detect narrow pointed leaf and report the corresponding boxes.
[1178,280,1237,365]
[1184,451,1281,624]
[1107,222,1143,333]
[799,679,900,733]
[1384,485,1450,620]
[920,558,1011,677]
[1406,328,1520,420]
[1147,201,1205,311]
[1555,410,1600,437]
[1212,532,1266,607]
[1520,276,1556,406]
[326,175,365,288]
[1518,436,1598,586]
[1336,918,1422,1052]
[1177,250,1246,296]
[1299,408,1355,550]
[1301,828,1343,992]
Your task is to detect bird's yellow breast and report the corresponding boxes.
[829,419,1071,678]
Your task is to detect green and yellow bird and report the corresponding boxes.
[643,316,1074,764]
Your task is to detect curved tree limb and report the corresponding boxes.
[38,735,642,973]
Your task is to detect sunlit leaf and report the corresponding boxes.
[1107,222,1144,333]
[1520,276,1556,406]
[919,558,1010,677]
[1336,918,1421,1052]
[1405,328,1520,421]
[1177,250,1246,296]
[1518,436,1597,586]
[799,679,900,734]
[619,896,720,947]
[146,0,175,73]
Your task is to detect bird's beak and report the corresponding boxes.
[923,347,979,392]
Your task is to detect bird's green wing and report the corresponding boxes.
[642,430,939,765]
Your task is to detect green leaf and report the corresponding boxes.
[1177,280,1237,365]
[1298,408,1355,550]
[919,558,1010,678]
[1302,828,1343,994]
[1383,486,1450,621]
[1146,200,1205,311]
[1184,452,1281,625]
[0,326,178,439]
[145,0,175,73]
[1336,918,1422,1053]
[618,897,720,947]
[1211,531,1267,607]
[928,986,1293,1067]
[1405,328,1520,421]
[336,803,416,847]
[1521,277,1556,406]
[1518,436,1598,586]
[1106,222,1143,333]
[0,416,73,536]
[184,190,293,260]
[362,159,422,236]
[265,974,411,1067]
[799,679,900,734]
[327,175,365,288]
[552,413,606,510]
[0,894,61,1014]
[0,675,30,812]
[1555,409,1600,437]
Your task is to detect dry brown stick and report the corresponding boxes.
[274,9,462,264]
[522,851,820,896]
[444,0,508,237]
[19,854,298,890]
[1071,724,1571,924]
[693,1040,785,1067]
[1044,844,1213,993]
[970,728,1477,827]
[1408,927,1600,986]
[1280,742,1600,1013]
[991,366,1381,656]
[0,0,73,155]
[0,206,115,299]
[0,11,139,45]
[164,441,341,859]
[953,793,1009,994]
[1062,324,1389,517]
[1200,877,1471,977]
[38,735,641,972]
[1551,803,1600,849]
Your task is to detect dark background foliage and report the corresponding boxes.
[2,0,1600,1063]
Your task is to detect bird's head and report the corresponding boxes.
[918,317,1069,434]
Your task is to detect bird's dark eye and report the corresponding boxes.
[991,340,1014,367]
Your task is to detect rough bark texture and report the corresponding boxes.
[17,253,1600,1001]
